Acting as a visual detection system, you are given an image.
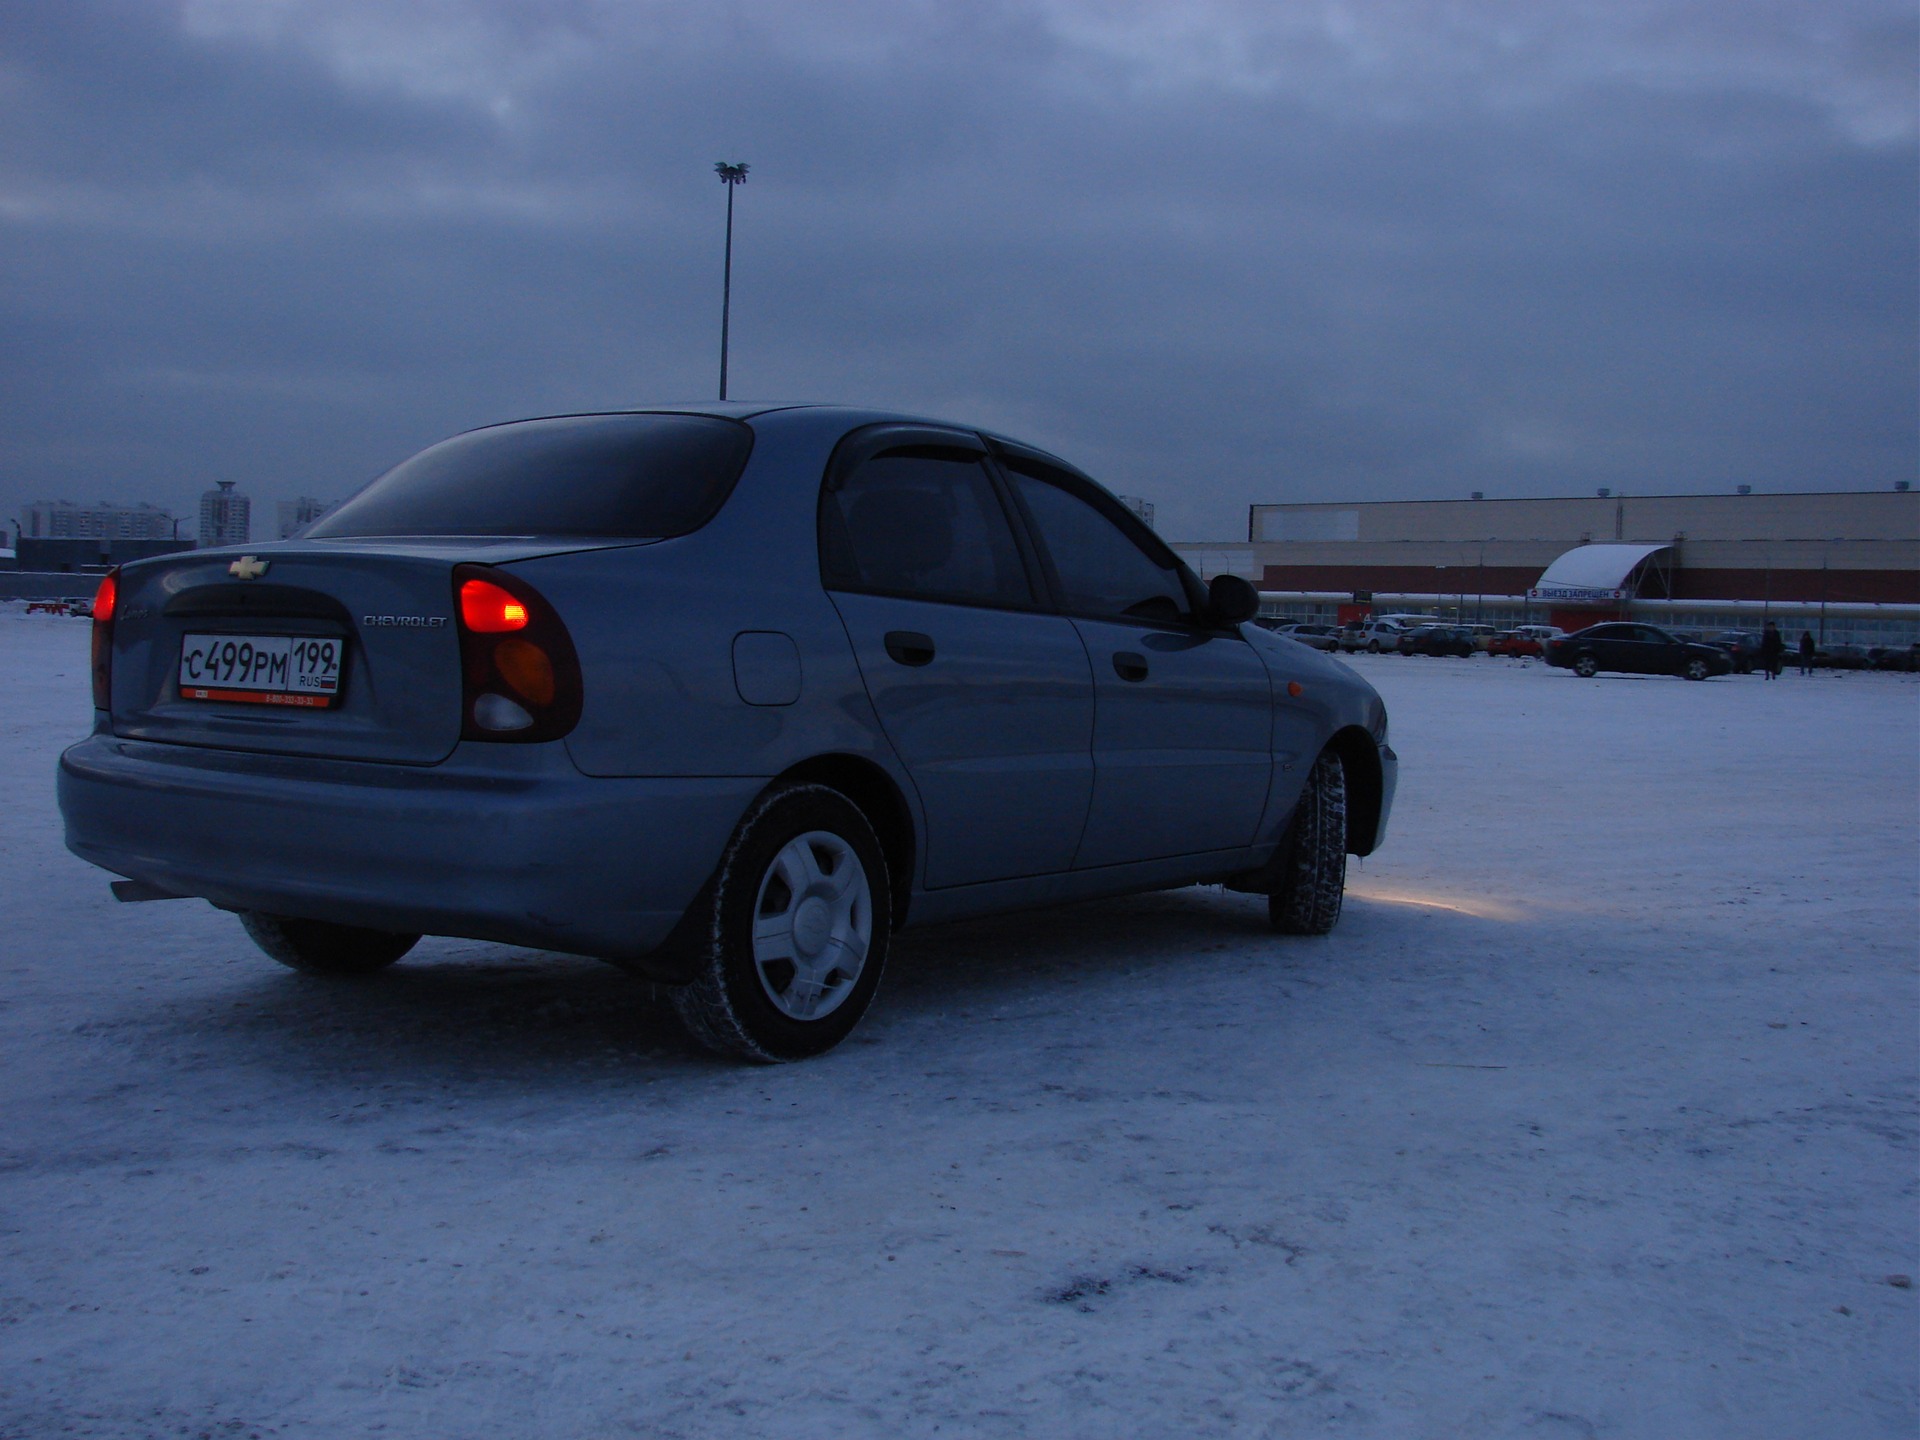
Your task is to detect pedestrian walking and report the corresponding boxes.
[1760,621,1784,680]
[1798,630,1816,676]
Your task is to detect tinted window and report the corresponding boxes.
[309,415,753,539]
[1004,464,1192,624]
[821,450,1032,607]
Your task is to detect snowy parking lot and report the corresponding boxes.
[2,610,1914,1439]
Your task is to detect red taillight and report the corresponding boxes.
[90,568,119,710]
[460,578,530,632]
[452,565,581,742]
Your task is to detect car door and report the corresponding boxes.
[1634,625,1687,673]
[1608,624,1668,674]
[1580,623,1627,670]
[821,426,1095,890]
[994,447,1272,869]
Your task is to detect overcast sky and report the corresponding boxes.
[4,0,1914,542]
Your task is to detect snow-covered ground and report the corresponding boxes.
[2,607,1914,1439]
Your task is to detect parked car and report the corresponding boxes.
[1708,630,1761,674]
[1817,643,1873,670]
[58,405,1398,1062]
[1396,625,1476,658]
[1486,625,1558,658]
[1338,620,1408,653]
[1276,622,1341,652]
[1868,644,1918,672]
[1544,622,1734,681]
[1457,623,1497,653]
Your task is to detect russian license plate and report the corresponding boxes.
[178,633,343,708]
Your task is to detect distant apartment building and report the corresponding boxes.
[277,496,333,539]
[199,481,250,547]
[15,499,191,571]
[1117,495,1156,531]
[23,499,176,541]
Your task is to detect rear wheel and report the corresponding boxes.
[1573,654,1599,678]
[239,912,419,975]
[671,783,891,1063]
[1268,750,1348,936]
[1684,657,1711,681]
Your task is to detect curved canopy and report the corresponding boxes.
[1529,542,1672,603]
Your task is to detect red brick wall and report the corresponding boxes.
[1261,564,1917,606]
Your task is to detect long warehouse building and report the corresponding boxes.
[1175,488,1919,646]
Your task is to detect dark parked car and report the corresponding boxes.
[1817,643,1874,670]
[59,405,1398,1062]
[1707,630,1761,674]
[1397,625,1475,658]
[1545,623,1734,680]
[1869,644,1918,672]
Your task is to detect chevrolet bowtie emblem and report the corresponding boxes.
[229,555,269,580]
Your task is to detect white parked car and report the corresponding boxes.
[1339,621,1408,653]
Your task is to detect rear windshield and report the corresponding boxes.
[307,414,753,539]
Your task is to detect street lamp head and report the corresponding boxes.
[715,162,749,184]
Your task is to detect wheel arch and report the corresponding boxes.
[773,753,918,928]
[1326,725,1384,858]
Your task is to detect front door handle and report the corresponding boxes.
[1113,650,1149,682]
[884,631,936,667]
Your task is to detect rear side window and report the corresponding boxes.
[308,414,753,539]
[821,449,1033,608]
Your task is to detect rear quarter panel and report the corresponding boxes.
[539,409,904,784]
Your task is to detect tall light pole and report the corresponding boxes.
[714,161,749,400]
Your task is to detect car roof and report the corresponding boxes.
[467,403,1098,481]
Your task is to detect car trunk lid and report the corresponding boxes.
[106,539,635,764]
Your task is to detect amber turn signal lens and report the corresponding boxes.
[460,578,530,632]
[493,637,556,706]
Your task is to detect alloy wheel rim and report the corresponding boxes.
[750,830,872,1021]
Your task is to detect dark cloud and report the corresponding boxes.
[2,0,1913,540]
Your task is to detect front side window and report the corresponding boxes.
[820,449,1032,608]
[1005,462,1192,624]
[309,414,754,539]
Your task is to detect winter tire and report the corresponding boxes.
[1684,658,1710,681]
[239,912,419,975]
[1572,654,1599,678]
[1268,749,1348,936]
[671,782,891,1063]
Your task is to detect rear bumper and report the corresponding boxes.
[58,733,762,968]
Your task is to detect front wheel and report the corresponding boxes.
[671,783,891,1062]
[1268,750,1348,936]
[1572,654,1599,678]
[239,912,419,975]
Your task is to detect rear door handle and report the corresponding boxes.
[884,631,936,667]
[1113,651,1149,682]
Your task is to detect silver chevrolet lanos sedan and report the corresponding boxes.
[59,405,1398,1061]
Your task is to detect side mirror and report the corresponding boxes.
[1207,573,1260,627]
